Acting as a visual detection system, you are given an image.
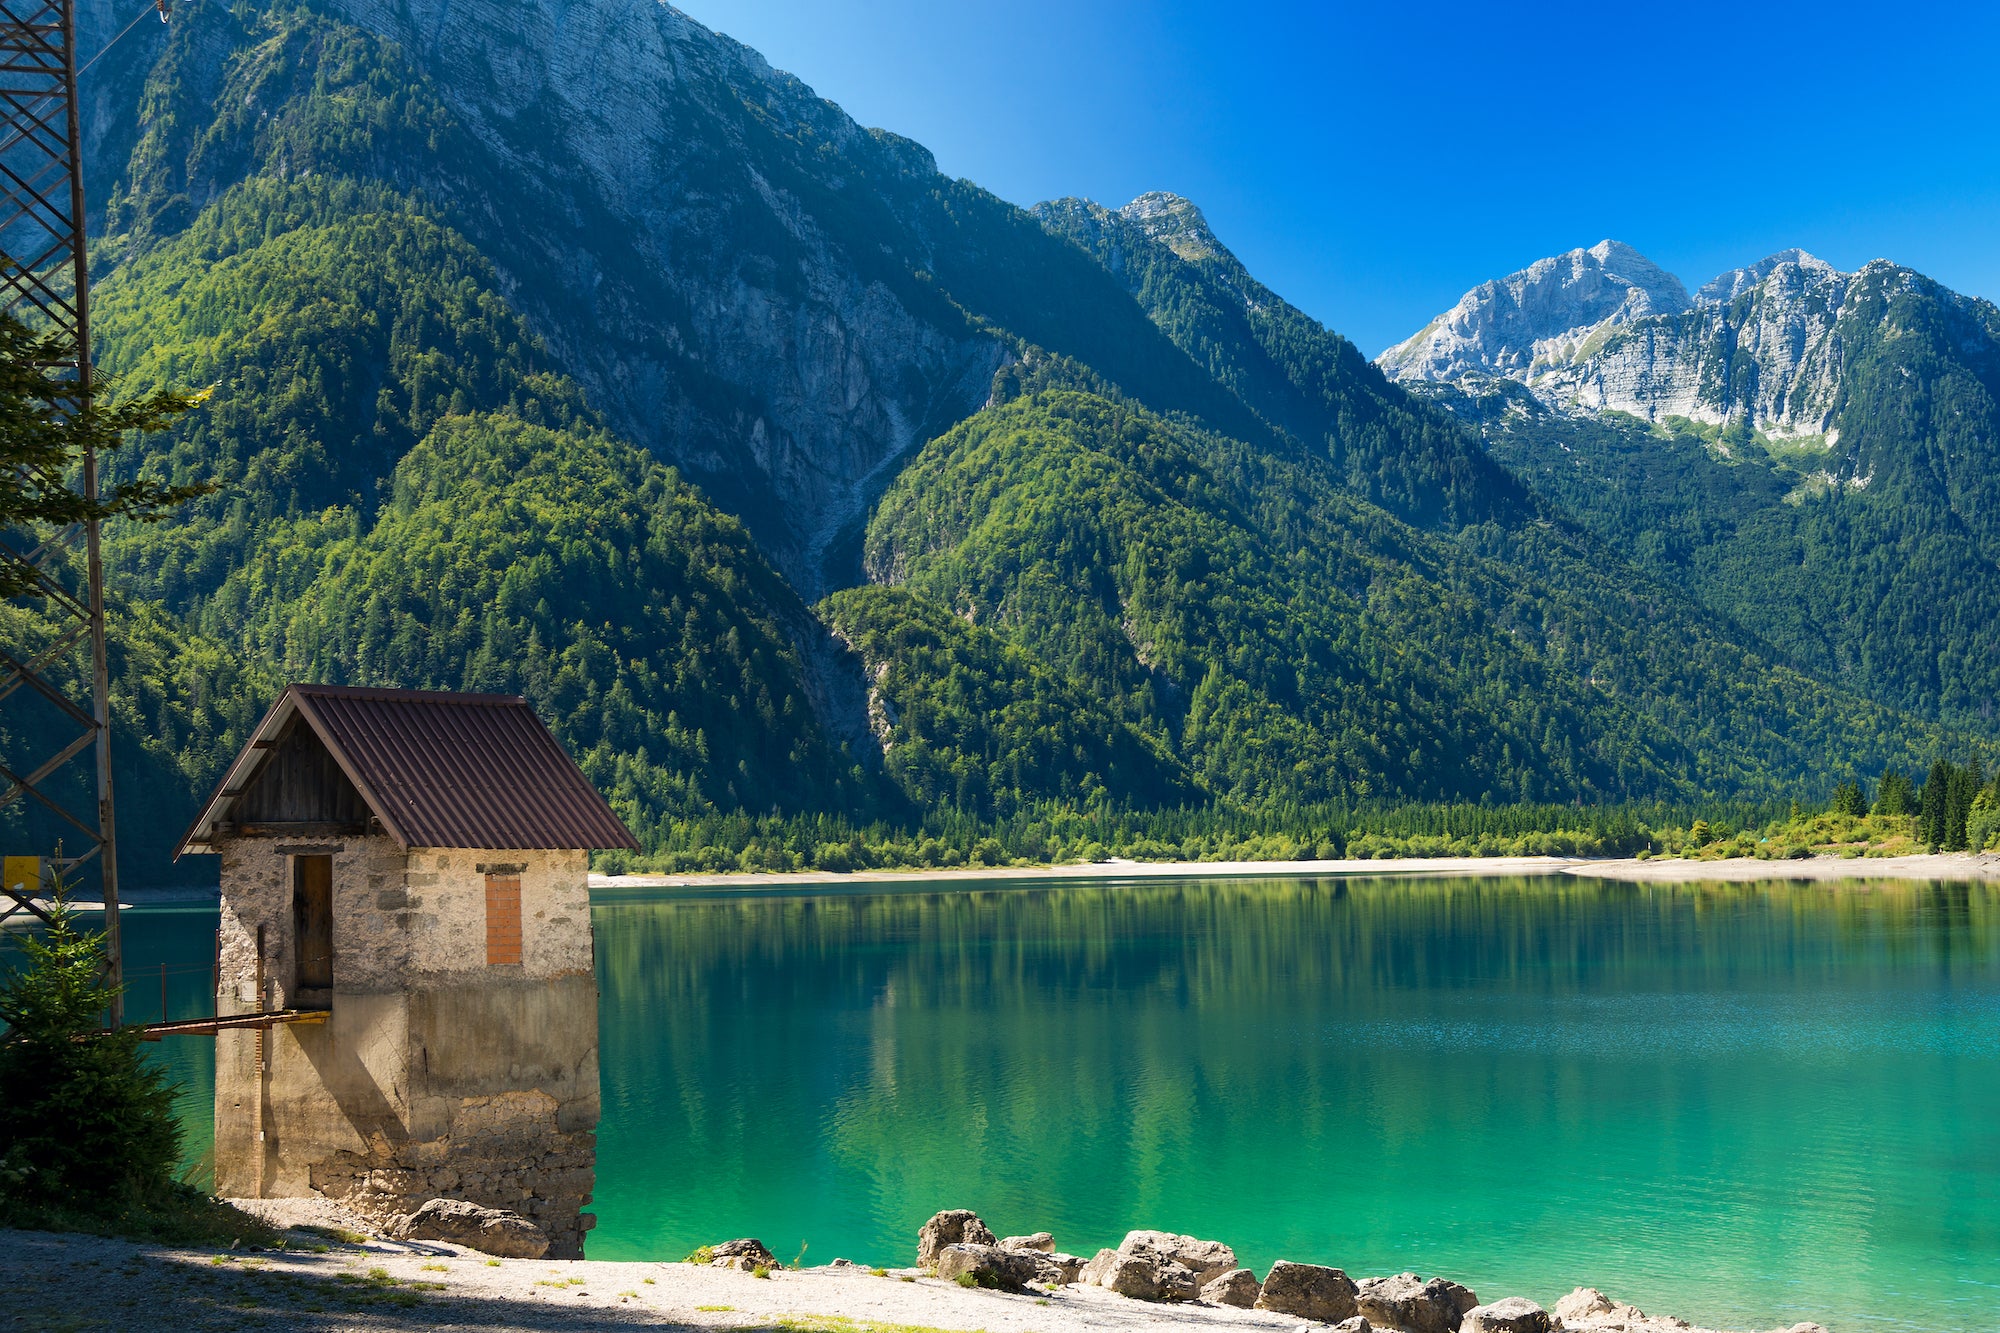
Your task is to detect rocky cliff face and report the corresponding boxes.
[99,0,1009,594]
[1379,240,2000,449]
[340,0,1019,593]
[1378,240,1689,387]
[1559,250,1850,437]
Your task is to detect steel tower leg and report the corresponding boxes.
[0,0,120,1023]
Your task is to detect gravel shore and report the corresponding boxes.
[0,1224,1356,1333]
[598,850,2000,892]
[0,1205,1831,1333]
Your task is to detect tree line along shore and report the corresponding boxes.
[594,759,1998,877]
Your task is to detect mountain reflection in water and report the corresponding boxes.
[124,875,2000,1333]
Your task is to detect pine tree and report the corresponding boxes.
[1830,780,1867,816]
[1919,760,1952,847]
[0,886,181,1221]
[1946,761,1978,852]
[1875,767,1918,817]
[0,314,208,599]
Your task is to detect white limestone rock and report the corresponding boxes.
[1255,1260,1360,1322]
[999,1232,1055,1252]
[916,1209,995,1267]
[1378,241,1689,388]
[1379,238,1984,450]
[389,1198,549,1258]
[1200,1267,1263,1307]
[1356,1271,1480,1333]
[1117,1229,1239,1287]
[1459,1297,1553,1333]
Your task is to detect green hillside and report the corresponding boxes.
[820,585,1191,816]
[10,0,1974,882]
[858,385,1943,807]
[1454,263,2000,729]
[1034,195,1528,532]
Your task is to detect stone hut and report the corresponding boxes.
[179,684,638,1257]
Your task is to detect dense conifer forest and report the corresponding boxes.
[5,0,1993,879]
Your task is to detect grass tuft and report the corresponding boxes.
[3,1184,282,1249]
[296,1223,372,1246]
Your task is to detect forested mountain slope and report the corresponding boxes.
[1033,192,1530,532]
[23,0,1967,880]
[1386,244,2000,728]
[855,385,1938,806]
[98,0,1282,593]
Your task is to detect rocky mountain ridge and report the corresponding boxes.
[1414,236,2000,731]
[1378,240,1995,445]
[1378,240,1689,388]
[23,0,1972,880]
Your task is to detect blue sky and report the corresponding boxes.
[680,0,2000,356]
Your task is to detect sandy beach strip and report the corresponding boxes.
[595,851,2000,893]
[0,1220,1822,1333]
[0,1223,1404,1333]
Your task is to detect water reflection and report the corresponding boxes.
[590,876,2000,1333]
[105,878,2000,1332]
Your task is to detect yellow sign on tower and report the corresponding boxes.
[2,856,44,896]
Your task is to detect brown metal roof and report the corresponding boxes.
[179,684,639,854]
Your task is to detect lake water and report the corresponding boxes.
[122,874,2000,1331]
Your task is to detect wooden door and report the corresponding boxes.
[292,854,333,1003]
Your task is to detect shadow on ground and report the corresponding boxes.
[0,1228,703,1331]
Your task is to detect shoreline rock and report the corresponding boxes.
[1199,1267,1262,1308]
[387,1198,549,1258]
[1119,1230,1239,1289]
[917,1209,997,1268]
[1463,1297,1553,1333]
[1255,1260,1359,1322]
[1356,1271,1479,1333]
[1082,1247,1197,1300]
[935,1242,1043,1292]
[708,1238,781,1272]
[907,1210,1831,1333]
[1553,1285,1831,1333]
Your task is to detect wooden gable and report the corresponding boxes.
[229,715,372,830]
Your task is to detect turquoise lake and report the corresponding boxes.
[122,874,2000,1331]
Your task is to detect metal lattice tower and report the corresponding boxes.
[0,0,122,1023]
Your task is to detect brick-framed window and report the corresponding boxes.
[484,872,522,966]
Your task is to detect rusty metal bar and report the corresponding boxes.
[135,1008,330,1041]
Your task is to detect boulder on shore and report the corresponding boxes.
[1460,1297,1552,1333]
[709,1238,782,1271]
[1356,1271,1480,1333]
[934,1243,1042,1292]
[1037,1252,1088,1285]
[1118,1230,1238,1287]
[1199,1267,1262,1308]
[1254,1260,1360,1322]
[1332,1320,1375,1333]
[389,1199,549,1258]
[917,1210,997,1268]
[1080,1247,1197,1301]
[1552,1289,1618,1322]
[1000,1232,1054,1252]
